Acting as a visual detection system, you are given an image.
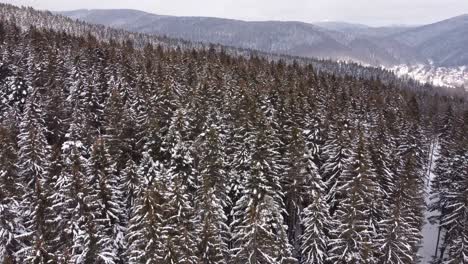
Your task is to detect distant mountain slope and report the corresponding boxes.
[60,9,468,67]
[60,9,423,66]
[315,21,412,38]
[0,3,428,91]
[60,10,352,60]
[393,15,468,46]
[393,14,468,66]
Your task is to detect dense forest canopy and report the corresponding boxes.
[1,3,466,99]
[0,4,467,264]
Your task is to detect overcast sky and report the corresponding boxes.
[3,0,468,26]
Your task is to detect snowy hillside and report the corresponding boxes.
[391,64,468,90]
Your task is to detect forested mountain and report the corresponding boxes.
[6,4,458,95]
[392,15,468,67]
[60,9,468,67]
[0,3,467,264]
[60,9,468,89]
[58,8,420,66]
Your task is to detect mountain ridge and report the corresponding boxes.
[60,9,468,67]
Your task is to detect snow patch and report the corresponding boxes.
[389,64,468,90]
[418,140,440,264]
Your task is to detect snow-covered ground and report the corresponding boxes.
[390,64,468,90]
[418,140,440,264]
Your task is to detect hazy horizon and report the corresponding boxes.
[3,0,468,26]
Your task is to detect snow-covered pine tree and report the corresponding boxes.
[156,108,199,264]
[130,78,154,155]
[102,83,126,164]
[230,110,297,264]
[86,138,126,263]
[299,128,332,264]
[377,153,419,264]
[50,109,96,263]
[162,107,196,188]
[194,113,229,264]
[394,99,426,259]
[328,130,380,264]
[125,153,171,264]
[0,195,23,263]
[102,80,138,169]
[320,123,349,216]
[429,106,461,261]
[85,45,108,132]
[433,110,468,263]
[64,59,98,147]
[163,163,200,264]
[121,158,139,221]
[368,112,395,206]
[431,106,457,195]
[227,85,257,229]
[441,148,468,264]
[281,124,323,259]
[15,93,56,263]
[0,120,24,263]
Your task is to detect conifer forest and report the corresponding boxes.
[0,4,467,264]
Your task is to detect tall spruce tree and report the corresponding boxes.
[51,109,97,263]
[125,154,170,264]
[230,111,296,264]
[86,138,126,263]
[298,128,332,264]
[194,114,230,264]
[328,130,380,264]
[16,93,56,263]
[0,121,23,263]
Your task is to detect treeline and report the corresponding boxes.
[430,106,468,263]
[3,2,462,100]
[0,15,466,264]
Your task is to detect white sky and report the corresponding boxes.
[3,0,468,26]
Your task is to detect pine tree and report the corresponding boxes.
[15,94,56,263]
[163,165,200,264]
[121,158,140,221]
[377,163,419,264]
[328,131,380,264]
[102,83,137,169]
[281,125,324,260]
[194,115,229,264]
[320,126,349,216]
[395,119,426,260]
[125,154,170,264]
[86,138,126,263]
[0,124,24,263]
[442,150,468,264]
[161,107,197,192]
[299,129,332,264]
[230,112,296,264]
[51,110,96,263]
[430,106,463,262]
[435,111,468,263]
